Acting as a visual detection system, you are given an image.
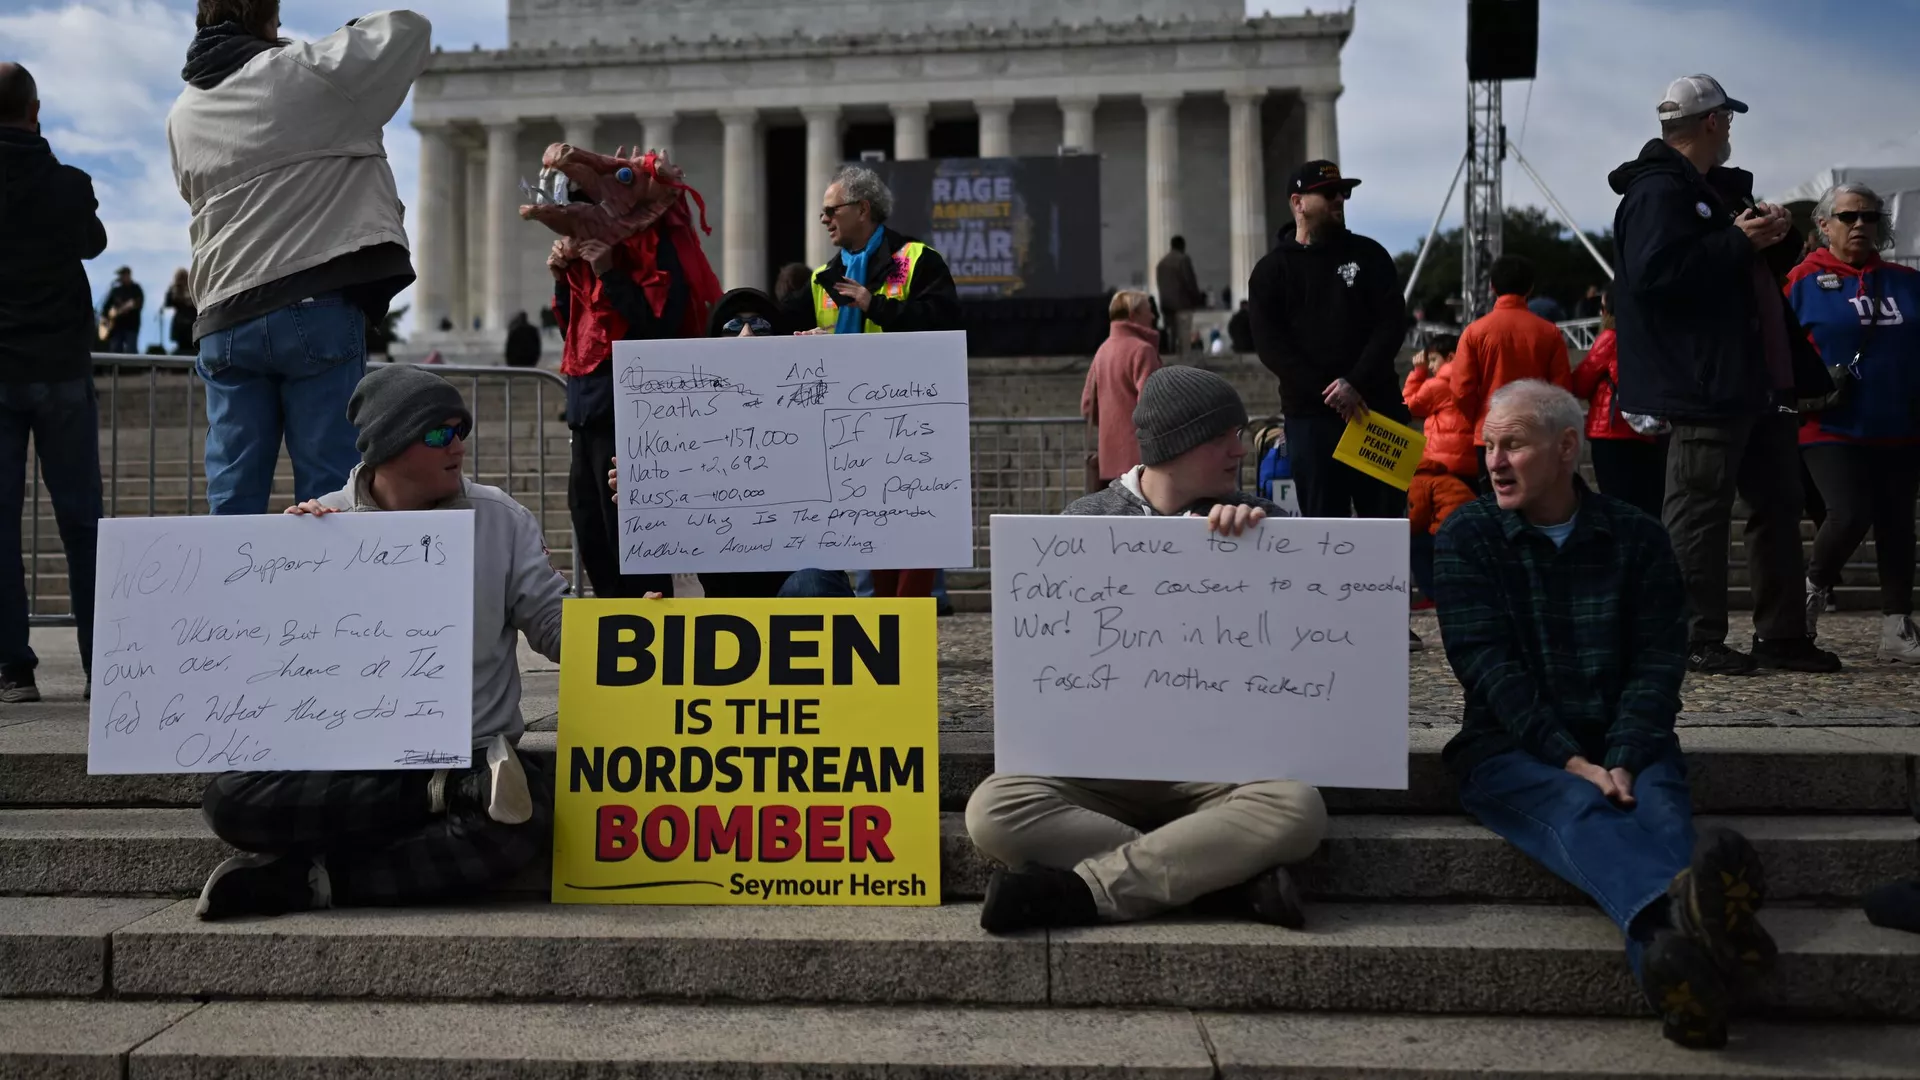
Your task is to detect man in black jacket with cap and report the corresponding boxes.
[1247,160,1410,520]
[0,63,107,704]
[1609,75,1838,677]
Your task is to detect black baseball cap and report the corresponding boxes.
[1289,160,1360,197]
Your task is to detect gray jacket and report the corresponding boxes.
[317,466,567,744]
[167,11,430,312]
[1064,467,1283,517]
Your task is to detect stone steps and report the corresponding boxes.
[6,999,1918,1079]
[6,895,1916,1019]
[5,721,1915,817]
[2,806,1910,907]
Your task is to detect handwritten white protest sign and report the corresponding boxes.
[88,512,475,774]
[990,514,1408,789]
[613,331,972,574]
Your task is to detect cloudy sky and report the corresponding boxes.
[6,0,1918,344]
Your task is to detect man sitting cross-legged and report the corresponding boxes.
[196,365,578,919]
[1432,379,1773,1049]
[967,367,1329,933]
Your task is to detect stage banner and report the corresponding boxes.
[872,156,1103,300]
[554,599,942,906]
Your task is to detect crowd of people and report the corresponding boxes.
[2,2,1917,1053]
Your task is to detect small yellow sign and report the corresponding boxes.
[1332,412,1427,491]
[553,599,941,906]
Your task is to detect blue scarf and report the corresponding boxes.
[834,227,887,334]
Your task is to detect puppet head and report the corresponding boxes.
[518,143,708,246]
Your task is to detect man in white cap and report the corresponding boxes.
[1606,76,1838,677]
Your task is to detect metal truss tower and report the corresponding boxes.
[1463,80,1505,322]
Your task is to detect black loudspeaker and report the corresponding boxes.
[1467,0,1538,81]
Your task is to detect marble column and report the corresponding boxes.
[720,108,765,290]
[1305,86,1341,164]
[641,112,677,161]
[977,98,1013,158]
[1143,92,1181,297]
[463,145,487,331]
[1059,95,1097,153]
[561,115,598,152]
[447,140,469,331]
[1227,89,1269,306]
[803,104,843,267]
[891,101,929,161]
[413,121,457,332]
[484,120,520,332]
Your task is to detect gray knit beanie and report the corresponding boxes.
[347,365,475,467]
[1133,366,1249,466]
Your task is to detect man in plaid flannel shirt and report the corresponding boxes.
[1432,380,1774,1050]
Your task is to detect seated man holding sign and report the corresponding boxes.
[195,365,572,919]
[968,367,1328,932]
[1432,380,1771,1049]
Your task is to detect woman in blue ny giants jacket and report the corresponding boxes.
[1787,182,1920,663]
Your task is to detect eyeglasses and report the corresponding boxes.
[1833,210,1884,225]
[819,201,858,221]
[422,421,471,449]
[722,316,773,336]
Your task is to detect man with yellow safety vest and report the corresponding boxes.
[783,165,962,600]
[783,165,960,337]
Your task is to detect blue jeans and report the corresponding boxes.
[853,568,950,603]
[1459,748,1694,981]
[777,569,856,598]
[196,293,365,515]
[0,378,103,678]
[104,328,138,356]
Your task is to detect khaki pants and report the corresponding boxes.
[964,773,1327,922]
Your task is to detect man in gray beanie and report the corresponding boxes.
[191,363,573,920]
[966,366,1328,933]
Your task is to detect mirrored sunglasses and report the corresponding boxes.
[723,316,774,336]
[423,421,471,449]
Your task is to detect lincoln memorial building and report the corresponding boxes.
[406,0,1352,334]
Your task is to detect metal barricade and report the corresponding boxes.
[23,354,576,626]
[967,417,1085,566]
[1406,316,1602,351]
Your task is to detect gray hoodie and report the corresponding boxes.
[317,466,567,744]
[1063,466,1284,518]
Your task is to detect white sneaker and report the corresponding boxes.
[1880,615,1920,664]
[1805,578,1834,638]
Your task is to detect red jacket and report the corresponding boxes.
[1567,329,1651,442]
[1408,461,1475,536]
[1449,294,1572,445]
[1403,361,1476,476]
[1082,320,1164,478]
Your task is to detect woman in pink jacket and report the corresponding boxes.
[1081,290,1165,486]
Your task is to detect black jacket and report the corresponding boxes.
[1247,228,1406,417]
[0,128,108,383]
[1609,139,1828,422]
[778,225,962,335]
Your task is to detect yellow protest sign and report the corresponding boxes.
[554,599,941,906]
[1332,412,1427,491]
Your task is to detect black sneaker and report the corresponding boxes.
[0,675,39,703]
[1685,641,1758,676]
[979,864,1098,934]
[195,853,331,920]
[448,735,533,825]
[1750,635,1843,674]
[1189,865,1308,929]
[1641,929,1731,1049]
[1670,827,1775,981]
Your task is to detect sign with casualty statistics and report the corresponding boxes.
[554,599,941,906]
